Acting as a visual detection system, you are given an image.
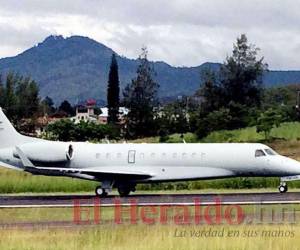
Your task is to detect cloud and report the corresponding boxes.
[0,0,299,69]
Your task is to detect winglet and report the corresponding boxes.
[15,146,34,168]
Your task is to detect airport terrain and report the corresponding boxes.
[1,124,300,249]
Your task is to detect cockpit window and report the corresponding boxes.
[255,149,266,157]
[264,149,277,156]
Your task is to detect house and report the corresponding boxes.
[72,99,98,124]
[71,99,129,125]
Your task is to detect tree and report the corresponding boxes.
[195,34,268,137]
[46,119,76,141]
[107,54,120,124]
[123,47,159,138]
[4,73,17,119]
[46,119,119,141]
[220,34,268,107]
[256,108,283,140]
[198,69,222,114]
[58,100,74,116]
[0,73,40,122]
[15,76,39,118]
[196,108,232,138]
[41,96,55,114]
[157,97,190,135]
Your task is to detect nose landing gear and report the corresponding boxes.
[279,182,288,193]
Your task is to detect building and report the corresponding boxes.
[98,107,108,124]
[98,107,129,124]
[71,99,128,125]
[72,99,98,124]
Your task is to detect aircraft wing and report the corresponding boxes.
[24,166,153,180]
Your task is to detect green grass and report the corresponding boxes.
[202,127,264,143]
[0,207,116,223]
[202,122,300,143]
[131,122,300,143]
[272,122,300,141]
[2,204,300,224]
[0,168,98,193]
[0,224,300,250]
[1,200,300,250]
[166,133,198,143]
[1,204,300,249]
[130,133,198,143]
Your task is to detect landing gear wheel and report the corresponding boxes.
[118,187,131,197]
[279,182,288,193]
[95,186,108,197]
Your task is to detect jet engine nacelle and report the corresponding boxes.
[13,141,72,163]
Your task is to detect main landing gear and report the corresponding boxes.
[95,180,113,198]
[278,182,288,193]
[95,181,136,198]
[117,185,136,197]
[95,186,109,197]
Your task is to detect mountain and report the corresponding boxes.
[0,35,300,105]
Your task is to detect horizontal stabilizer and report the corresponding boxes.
[15,147,34,168]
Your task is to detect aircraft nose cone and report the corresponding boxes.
[283,157,300,175]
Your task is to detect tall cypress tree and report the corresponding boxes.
[107,53,120,124]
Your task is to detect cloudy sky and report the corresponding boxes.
[0,0,299,69]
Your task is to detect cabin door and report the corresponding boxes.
[128,150,136,164]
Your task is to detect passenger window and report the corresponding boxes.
[255,150,266,157]
[140,153,145,159]
[117,153,122,158]
[182,153,187,159]
[162,153,166,158]
[106,153,111,159]
[264,149,277,156]
[95,153,101,159]
[151,153,155,158]
[172,153,177,158]
[192,153,197,158]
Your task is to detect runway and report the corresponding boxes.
[1,192,300,208]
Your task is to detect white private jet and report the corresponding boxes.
[0,107,300,197]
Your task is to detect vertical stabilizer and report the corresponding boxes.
[0,108,34,148]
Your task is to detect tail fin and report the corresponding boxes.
[0,108,33,149]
